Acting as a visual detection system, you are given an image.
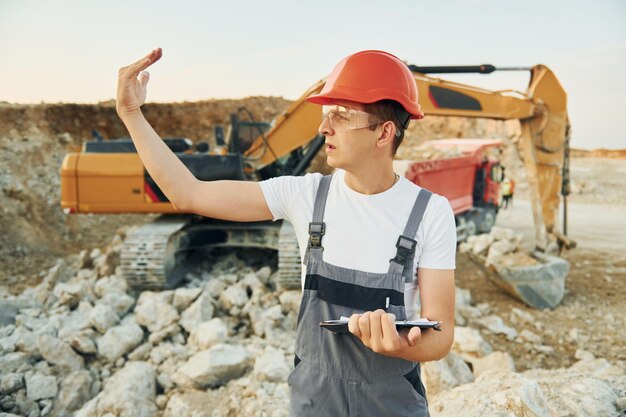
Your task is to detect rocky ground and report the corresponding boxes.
[1,229,624,417]
[0,100,625,416]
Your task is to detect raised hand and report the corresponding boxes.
[116,48,163,117]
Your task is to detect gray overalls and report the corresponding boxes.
[289,174,433,417]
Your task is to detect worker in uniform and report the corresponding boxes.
[116,48,456,417]
[501,177,512,209]
[508,177,516,207]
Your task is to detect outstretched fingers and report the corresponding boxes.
[121,48,163,80]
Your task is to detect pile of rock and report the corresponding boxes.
[425,284,625,417]
[459,226,538,267]
[1,229,624,417]
[0,231,300,417]
[570,178,598,194]
[430,359,624,417]
[459,226,570,309]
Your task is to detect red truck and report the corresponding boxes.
[394,138,504,242]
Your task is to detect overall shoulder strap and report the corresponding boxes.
[388,188,433,282]
[303,174,333,263]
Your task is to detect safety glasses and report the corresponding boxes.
[321,105,384,131]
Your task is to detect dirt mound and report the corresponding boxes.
[571,148,626,159]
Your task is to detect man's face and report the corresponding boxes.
[318,99,383,170]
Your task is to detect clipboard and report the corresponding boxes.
[320,319,442,334]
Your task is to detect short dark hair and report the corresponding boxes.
[362,100,409,157]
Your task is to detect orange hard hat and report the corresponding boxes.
[306,50,424,120]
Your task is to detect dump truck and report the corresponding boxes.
[394,138,505,242]
[61,62,574,307]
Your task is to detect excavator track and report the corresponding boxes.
[121,216,301,291]
[120,216,192,290]
[277,221,303,290]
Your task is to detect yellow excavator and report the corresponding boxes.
[61,63,574,306]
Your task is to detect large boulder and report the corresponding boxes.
[149,342,189,367]
[255,266,272,284]
[485,239,517,266]
[421,352,474,396]
[253,346,290,382]
[0,373,24,396]
[53,282,88,308]
[451,326,493,361]
[93,249,120,278]
[172,288,202,312]
[25,372,58,401]
[68,333,98,355]
[93,275,128,298]
[0,352,36,374]
[278,291,301,315]
[89,303,120,334]
[179,293,214,333]
[523,367,621,417]
[134,292,179,333]
[163,390,220,417]
[57,303,93,339]
[54,370,94,415]
[489,226,517,242]
[430,364,623,417]
[173,343,250,388]
[204,279,227,299]
[13,390,41,417]
[75,361,157,417]
[464,233,493,255]
[147,323,181,345]
[189,318,228,350]
[98,293,135,318]
[0,325,33,354]
[430,371,550,417]
[37,334,84,372]
[479,315,517,341]
[219,285,249,311]
[488,251,570,309]
[471,351,516,377]
[96,321,144,363]
[250,304,284,338]
[0,301,20,326]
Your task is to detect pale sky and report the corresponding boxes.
[1,0,625,150]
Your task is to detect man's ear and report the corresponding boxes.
[376,121,396,147]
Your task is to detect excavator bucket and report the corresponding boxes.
[468,250,569,309]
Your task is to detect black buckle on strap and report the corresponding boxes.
[390,235,417,264]
[308,222,326,247]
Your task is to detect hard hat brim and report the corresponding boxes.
[306,91,424,120]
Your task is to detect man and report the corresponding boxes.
[509,177,516,207]
[501,177,512,209]
[117,48,456,417]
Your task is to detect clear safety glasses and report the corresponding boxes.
[321,105,384,131]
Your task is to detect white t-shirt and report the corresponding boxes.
[259,169,457,319]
